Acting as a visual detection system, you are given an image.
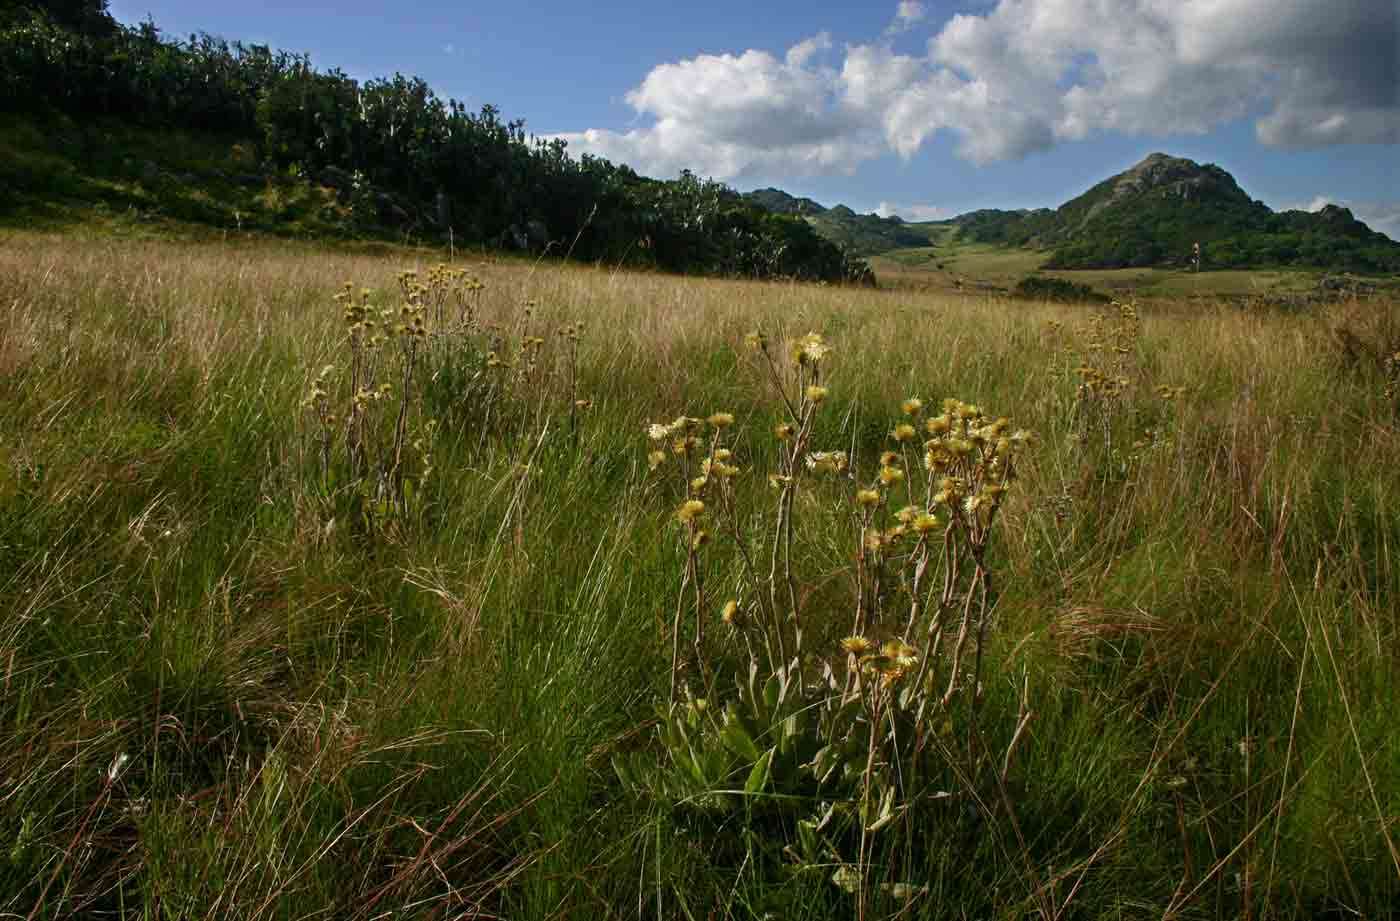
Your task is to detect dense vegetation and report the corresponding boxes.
[1011,274,1110,303]
[0,0,872,283]
[2,231,1397,919]
[744,188,934,256]
[949,154,1400,273]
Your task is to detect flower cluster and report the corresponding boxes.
[397,264,485,331]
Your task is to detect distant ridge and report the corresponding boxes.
[742,188,931,256]
[947,153,1400,273]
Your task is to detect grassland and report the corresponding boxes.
[2,229,1398,919]
[870,233,1381,300]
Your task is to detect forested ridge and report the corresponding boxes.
[0,0,873,283]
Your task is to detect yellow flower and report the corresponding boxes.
[721,600,740,625]
[707,412,735,428]
[881,639,918,671]
[879,451,901,467]
[676,500,706,523]
[841,636,872,656]
[913,513,941,535]
[807,451,848,475]
[878,465,905,486]
[856,488,881,507]
[647,450,667,469]
[901,398,924,416]
[806,385,829,404]
[892,423,917,442]
[774,423,795,441]
[792,331,832,365]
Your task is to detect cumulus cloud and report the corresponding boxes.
[875,201,945,221]
[554,0,1398,180]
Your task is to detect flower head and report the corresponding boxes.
[791,332,832,366]
[881,639,919,671]
[913,513,941,535]
[807,451,848,475]
[676,499,706,523]
[841,635,872,656]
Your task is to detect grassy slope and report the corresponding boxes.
[869,229,1387,299]
[0,112,374,241]
[2,229,1399,918]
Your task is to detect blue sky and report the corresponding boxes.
[107,0,1399,237]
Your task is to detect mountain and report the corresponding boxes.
[745,188,827,216]
[742,190,933,256]
[951,153,1400,273]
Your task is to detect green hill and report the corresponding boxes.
[742,189,932,256]
[0,3,872,284]
[949,153,1400,273]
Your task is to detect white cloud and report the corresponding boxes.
[555,0,1397,180]
[1358,205,1400,242]
[553,37,878,181]
[875,201,945,221]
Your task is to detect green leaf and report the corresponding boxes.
[720,712,761,762]
[779,713,800,754]
[744,748,773,796]
[865,785,898,832]
[763,673,781,715]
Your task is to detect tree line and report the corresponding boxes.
[0,0,873,283]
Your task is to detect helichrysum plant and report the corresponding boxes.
[631,327,1036,917]
[301,282,431,534]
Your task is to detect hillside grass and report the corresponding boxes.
[0,112,382,242]
[871,233,1385,300]
[2,229,1398,919]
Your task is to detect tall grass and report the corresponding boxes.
[1,231,1396,919]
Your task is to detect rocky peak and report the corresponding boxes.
[1111,152,1247,204]
[1315,203,1357,224]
